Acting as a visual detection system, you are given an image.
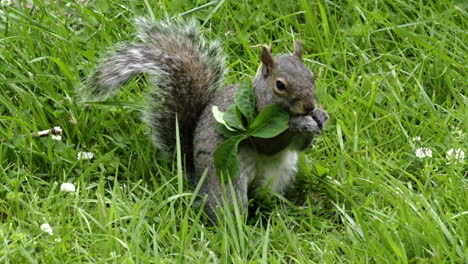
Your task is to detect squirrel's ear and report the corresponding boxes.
[261,46,275,77]
[294,40,303,59]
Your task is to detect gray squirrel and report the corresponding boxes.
[79,18,329,222]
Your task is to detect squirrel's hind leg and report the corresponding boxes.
[193,142,250,224]
[193,163,250,224]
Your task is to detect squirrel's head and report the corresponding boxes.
[253,40,317,115]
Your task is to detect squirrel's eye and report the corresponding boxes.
[276,80,287,92]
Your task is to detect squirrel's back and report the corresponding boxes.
[79,18,227,172]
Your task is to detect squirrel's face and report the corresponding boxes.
[254,40,318,115]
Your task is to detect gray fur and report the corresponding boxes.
[80,19,329,223]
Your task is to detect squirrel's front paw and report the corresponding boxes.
[289,115,321,134]
[312,108,329,130]
[289,109,328,134]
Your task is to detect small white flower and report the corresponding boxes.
[77,151,94,160]
[415,147,432,158]
[446,148,465,164]
[60,182,76,193]
[40,223,53,235]
[53,126,63,134]
[51,135,62,141]
[412,136,421,142]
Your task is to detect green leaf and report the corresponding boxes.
[214,135,247,182]
[223,104,245,130]
[235,106,246,129]
[235,79,256,124]
[215,122,242,138]
[212,106,236,131]
[249,104,290,138]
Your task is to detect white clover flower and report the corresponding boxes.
[40,223,53,235]
[446,148,465,164]
[77,151,94,160]
[60,182,76,193]
[52,126,63,134]
[412,136,421,142]
[415,147,432,158]
[51,135,62,141]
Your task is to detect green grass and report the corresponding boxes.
[0,0,467,263]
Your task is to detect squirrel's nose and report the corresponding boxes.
[303,100,315,113]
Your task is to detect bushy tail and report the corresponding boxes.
[80,17,226,170]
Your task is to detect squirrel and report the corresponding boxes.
[79,17,329,222]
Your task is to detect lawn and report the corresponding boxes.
[0,0,466,263]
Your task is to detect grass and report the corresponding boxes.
[0,0,466,263]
